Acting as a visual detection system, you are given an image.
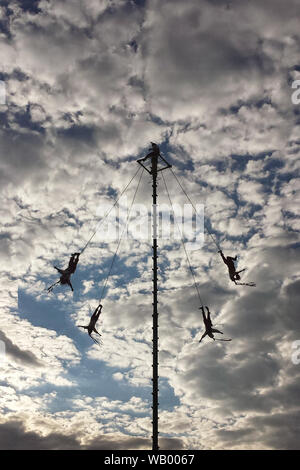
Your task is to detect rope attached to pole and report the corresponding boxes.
[169,167,221,252]
[161,172,205,308]
[98,166,144,303]
[80,166,142,255]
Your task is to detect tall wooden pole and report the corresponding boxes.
[137,146,171,451]
[151,153,159,451]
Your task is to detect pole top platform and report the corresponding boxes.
[137,144,172,174]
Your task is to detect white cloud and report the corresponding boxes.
[0,0,299,450]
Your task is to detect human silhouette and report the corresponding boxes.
[78,304,103,345]
[47,253,80,293]
[199,306,224,342]
[218,250,245,284]
[141,142,160,161]
[66,253,80,274]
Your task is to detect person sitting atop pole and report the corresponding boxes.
[199,306,224,342]
[141,142,160,162]
[218,250,245,284]
[78,304,103,345]
[47,253,80,293]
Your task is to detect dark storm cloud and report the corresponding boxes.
[0,420,80,450]
[0,419,184,450]
[0,330,42,367]
[249,412,300,450]
[216,427,256,443]
[86,435,184,450]
[217,412,300,450]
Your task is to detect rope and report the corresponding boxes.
[169,168,255,288]
[235,282,256,287]
[46,280,60,293]
[80,166,142,254]
[161,171,205,308]
[169,167,221,252]
[215,338,232,342]
[99,167,145,303]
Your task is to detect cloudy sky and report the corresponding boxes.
[0,0,300,450]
